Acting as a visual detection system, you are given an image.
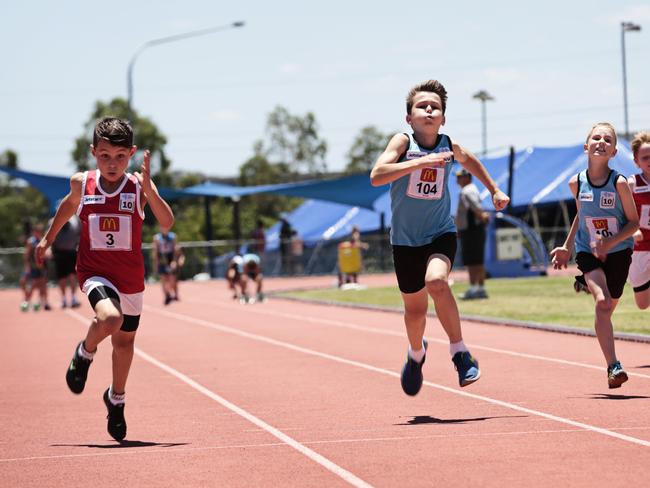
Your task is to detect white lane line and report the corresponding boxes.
[5,425,650,463]
[65,310,372,488]
[145,306,650,448]
[196,299,650,380]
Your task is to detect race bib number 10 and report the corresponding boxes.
[88,214,133,251]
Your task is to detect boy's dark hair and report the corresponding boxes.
[406,80,448,115]
[93,117,134,148]
[631,131,650,158]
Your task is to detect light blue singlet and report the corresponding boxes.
[389,133,456,246]
[575,169,633,254]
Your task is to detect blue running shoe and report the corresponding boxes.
[452,351,480,387]
[400,339,428,396]
[607,361,628,389]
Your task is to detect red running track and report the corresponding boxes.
[1,276,649,487]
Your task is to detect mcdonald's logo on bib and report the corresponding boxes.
[100,217,120,232]
[592,218,609,230]
[420,168,438,182]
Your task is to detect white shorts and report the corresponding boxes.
[82,276,144,316]
[628,251,650,289]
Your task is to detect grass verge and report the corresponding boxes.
[276,275,650,336]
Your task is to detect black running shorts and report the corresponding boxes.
[392,232,457,294]
[576,248,632,299]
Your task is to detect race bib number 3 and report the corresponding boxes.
[585,216,619,242]
[88,214,132,251]
[407,167,444,200]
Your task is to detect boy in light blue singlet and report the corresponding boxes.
[551,123,639,389]
[370,80,509,395]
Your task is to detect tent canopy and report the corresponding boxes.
[1,139,637,222]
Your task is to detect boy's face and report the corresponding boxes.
[406,92,445,132]
[91,139,136,182]
[635,143,650,175]
[584,126,617,159]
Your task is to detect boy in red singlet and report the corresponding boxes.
[36,117,174,442]
[628,131,650,309]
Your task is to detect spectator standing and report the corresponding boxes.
[455,168,490,299]
[279,217,293,274]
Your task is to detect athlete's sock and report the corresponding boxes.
[449,340,468,356]
[78,341,96,360]
[108,385,125,405]
[408,340,426,363]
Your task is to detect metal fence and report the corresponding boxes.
[0,225,558,287]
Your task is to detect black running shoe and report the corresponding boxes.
[573,275,590,294]
[607,361,629,389]
[400,339,428,396]
[65,342,92,394]
[452,351,481,387]
[103,388,127,442]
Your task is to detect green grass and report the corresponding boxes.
[277,276,650,335]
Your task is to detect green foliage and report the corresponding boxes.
[344,126,391,174]
[0,149,19,169]
[0,184,49,247]
[265,106,327,175]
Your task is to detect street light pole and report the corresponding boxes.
[472,90,494,158]
[621,21,641,141]
[126,21,245,122]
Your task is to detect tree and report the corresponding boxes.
[0,149,19,169]
[265,106,328,175]
[71,98,172,185]
[344,126,390,174]
[238,140,299,230]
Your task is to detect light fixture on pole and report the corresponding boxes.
[472,90,494,157]
[126,21,245,122]
[621,21,641,141]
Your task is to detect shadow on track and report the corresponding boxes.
[395,415,526,426]
[51,440,189,449]
[587,393,650,401]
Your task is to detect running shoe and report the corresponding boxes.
[71,298,81,308]
[32,302,41,312]
[607,361,628,389]
[103,388,127,442]
[573,275,590,294]
[65,341,93,394]
[20,301,29,312]
[452,351,481,387]
[400,339,428,396]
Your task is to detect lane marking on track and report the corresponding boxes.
[4,425,650,463]
[191,298,650,380]
[65,310,372,488]
[144,306,650,448]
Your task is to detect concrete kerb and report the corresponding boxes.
[270,292,650,345]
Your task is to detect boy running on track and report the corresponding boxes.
[627,131,650,310]
[36,117,174,441]
[551,123,638,388]
[370,79,509,395]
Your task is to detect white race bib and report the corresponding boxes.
[640,205,650,230]
[88,214,132,251]
[407,167,444,200]
[585,216,619,243]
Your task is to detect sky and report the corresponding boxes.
[2,0,649,179]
